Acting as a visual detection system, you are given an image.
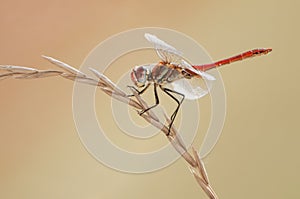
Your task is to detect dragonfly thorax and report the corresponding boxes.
[131,63,195,88]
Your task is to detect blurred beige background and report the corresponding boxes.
[0,0,299,198]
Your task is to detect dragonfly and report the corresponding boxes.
[130,33,272,135]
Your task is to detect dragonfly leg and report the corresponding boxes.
[138,83,160,115]
[160,86,185,135]
[127,83,150,97]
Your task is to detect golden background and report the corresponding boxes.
[0,0,299,198]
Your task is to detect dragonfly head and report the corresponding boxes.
[131,66,148,87]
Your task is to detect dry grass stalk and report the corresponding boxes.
[0,56,218,199]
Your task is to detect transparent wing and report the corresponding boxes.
[144,33,183,63]
[145,33,215,100]
[171,61,215,100]
[180,59,216,81]
[171,78,209,100]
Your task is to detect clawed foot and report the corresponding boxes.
[166,124,172,136]
[137,109,146,116]
[126,85,139,97]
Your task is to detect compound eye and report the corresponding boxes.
[135,67,146,81]
[132,66,147,87]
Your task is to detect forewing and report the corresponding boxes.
[144,33,183,63]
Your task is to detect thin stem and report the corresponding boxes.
[0,56,218,199]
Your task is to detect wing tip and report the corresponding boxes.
[144,33,156,42]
